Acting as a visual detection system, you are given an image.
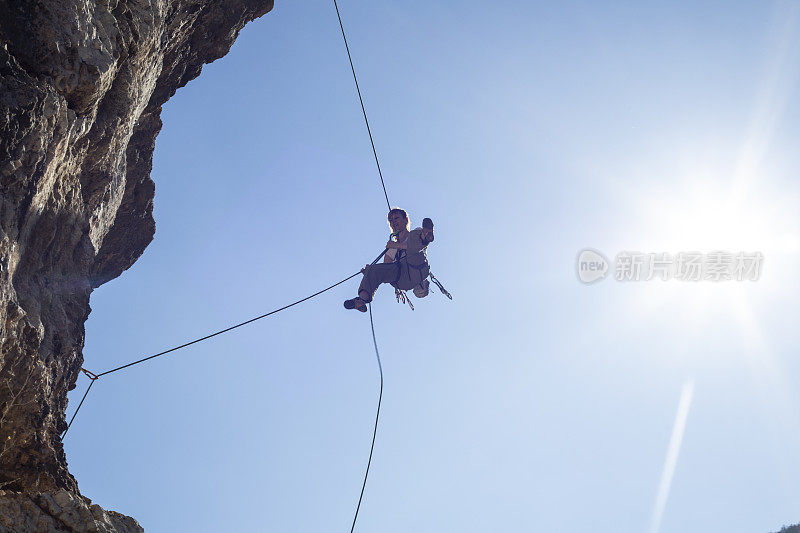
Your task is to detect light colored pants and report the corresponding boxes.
[358,260,429,302]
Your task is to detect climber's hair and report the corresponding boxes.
[387,207,410,232]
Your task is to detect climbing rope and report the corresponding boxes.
[350,302,383,533]
[332,0,391,211]
[60,267,363,439]
[62,372,97,437]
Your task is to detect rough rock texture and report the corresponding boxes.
[0,0,272,529]
[0,490,143,533]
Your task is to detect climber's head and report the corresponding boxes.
[388,208,410,233]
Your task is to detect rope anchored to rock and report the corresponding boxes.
[60,267,363,440]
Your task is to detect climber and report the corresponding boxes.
[344,208,434,312]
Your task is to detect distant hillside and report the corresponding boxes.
[775,525,800,533]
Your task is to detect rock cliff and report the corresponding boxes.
[0,0,273,529]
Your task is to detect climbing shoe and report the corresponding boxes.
[343,297,368,312]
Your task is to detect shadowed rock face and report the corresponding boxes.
[0,0,272,527]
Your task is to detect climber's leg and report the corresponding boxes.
[357,263,400,302]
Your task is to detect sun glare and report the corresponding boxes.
[635,179,798,258]
[619,173,797,329]
[615,1,800,330]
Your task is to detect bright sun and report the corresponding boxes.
[634,179,798,256]
[614,166,800,347]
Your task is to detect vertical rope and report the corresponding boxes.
[332,0,392,210]
[350,302,384,533]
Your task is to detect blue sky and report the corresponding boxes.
[63,1,800,531]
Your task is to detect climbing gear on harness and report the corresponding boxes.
[394,288,414,311]
[394,288,405,304]
[429,272,453,300]
[389,252,423,312]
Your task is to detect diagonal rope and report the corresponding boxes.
[332,0,391,211]
[96,271,361,378]
[61,245,391,440]
[350,302,384,533]
[60,269,363,439]
[60,378,96,439]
